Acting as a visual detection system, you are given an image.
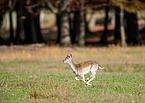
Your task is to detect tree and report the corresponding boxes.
[0,0,44,44]
[100,0,110,44]
[60,0,71,46]
[125,11,139,45]
[25,0,43,43]
[114,7,121,41]
[9,0,14,42]
[88,0,145,46]
[46,0,72,46]
[122,0,139,45]
[15,0,25,43]
[16,0,43,44]
[70,9,80,44]
[120,5,127,47]
[112,0,142,46]
[78,0,85,46]
[46,0,86,46]
[0,15,3,34]
[69,0,86,46]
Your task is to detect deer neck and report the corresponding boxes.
[68,60,77,74]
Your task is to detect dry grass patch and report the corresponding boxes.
[0,45,145,102]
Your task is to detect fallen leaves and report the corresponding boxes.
[61,79,73,82]
[131,100,135,102]
[113,82,120,84]
[28,75,38,79]
[138,84,143,87]
[18,86,22,88]
[18,98,24,100]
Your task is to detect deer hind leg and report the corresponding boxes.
[87,75,92,81]
[86,71,96,85]
[87,65,98,81]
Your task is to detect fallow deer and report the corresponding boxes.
[63,54,104,86]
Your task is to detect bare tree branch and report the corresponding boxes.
[61,0,73,12]
[46,0,57,14]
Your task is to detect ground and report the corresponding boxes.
[0,46,145,102]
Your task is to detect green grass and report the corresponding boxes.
[0,46,145,103]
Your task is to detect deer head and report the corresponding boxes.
[63,54,72,63]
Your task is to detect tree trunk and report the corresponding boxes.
[56,13,61,44]
[114,7,121,40]
[9,0,14,42]
[78,0,85,46]
[25,12,43,43]
[71,11,80,44]
[46,0,72,46]
[35,14,43,43]
[59,0,71,46]
[60,11,71,46]
[15,0,25,43]
[24,0,43,44]
[120,7,127,47]
[126,12,139,45]
[84,13,90,33]
[100,0,109,44]
[0,15,3,34]
[25,13,37,43]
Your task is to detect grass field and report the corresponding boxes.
[0,45,145,103]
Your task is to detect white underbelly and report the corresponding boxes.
[83,66,91,74]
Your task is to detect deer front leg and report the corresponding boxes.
[75,75,82,81]
[80,74,86,83]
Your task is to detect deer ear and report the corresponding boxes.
[70,54,72,58]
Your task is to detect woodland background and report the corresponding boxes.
[0,0,145,47]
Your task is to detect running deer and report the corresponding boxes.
[63,54,104,86]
